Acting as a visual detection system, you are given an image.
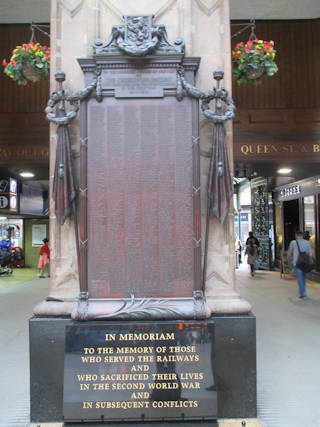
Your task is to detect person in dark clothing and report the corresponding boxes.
[236,239,242,264]
[303,231,310,241]
[246,231,259,248]
[245,235,259,277]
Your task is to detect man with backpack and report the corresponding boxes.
[287,231,313,299]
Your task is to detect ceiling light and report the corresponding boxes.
[277,168,292,174]
[19,172,35,178]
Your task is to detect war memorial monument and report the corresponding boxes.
[29,2,256,424]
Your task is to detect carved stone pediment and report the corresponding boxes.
[93,14,185,56]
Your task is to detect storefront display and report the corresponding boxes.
[0,217,23,249]
[273,176,320,276]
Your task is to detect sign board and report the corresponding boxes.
[32,224,47,246]
[234,142,320,160]
[63,321,216,422]
[0,177,18,212]
[102,69,177,98]
[234,213,249,222]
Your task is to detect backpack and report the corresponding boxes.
[295,240,314,273]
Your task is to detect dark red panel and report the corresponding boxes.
[87,97,194,298]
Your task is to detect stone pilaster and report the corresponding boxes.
[34,0,251,316]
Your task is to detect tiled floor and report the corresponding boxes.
[1,265,320,426]
[219,420,261,427]
[236,264,320,427]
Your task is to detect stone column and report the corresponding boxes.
[187,0,251,313]
[35,0,250,315]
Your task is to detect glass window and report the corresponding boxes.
[8,218,23,248]
[304,196,315,252]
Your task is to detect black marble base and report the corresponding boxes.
[63,422,218,426]
[214,315,256,418]
[63,321,216,422]
[29,314,256,423]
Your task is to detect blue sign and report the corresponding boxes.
[10,178,17,195]
[234,212,249,222]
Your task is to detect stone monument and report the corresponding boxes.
[30,2,256,424]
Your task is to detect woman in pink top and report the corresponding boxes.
[38,238,50,278]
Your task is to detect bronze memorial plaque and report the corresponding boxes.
[74,15,205,320]
[102,69,177,98]
[87,95,195,299]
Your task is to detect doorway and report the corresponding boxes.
[283,199,300,249]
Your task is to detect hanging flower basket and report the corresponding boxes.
[232,39,278,85]
[2,42,50,86]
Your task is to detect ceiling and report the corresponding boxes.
[229,0,320,20]
[0,0,50,24]
[0,165,49,190]
[234,161,320,182]
[0,0,319,23]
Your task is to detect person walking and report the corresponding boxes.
[37,238,50,278]
[245,231,259,248]
[0,235,11,252]
[235,238,242,265]
[245,233,259,277]
[287,231,312,299]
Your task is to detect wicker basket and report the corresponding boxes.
[246,66,264,80]
[22,65,42,83]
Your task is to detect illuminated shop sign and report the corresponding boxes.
[0,177,18,212]
[279,184,301,198]
[10,178,17,195]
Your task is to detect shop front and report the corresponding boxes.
[273,176,320,279]
[0,177,49,268]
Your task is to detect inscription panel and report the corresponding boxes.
[87,96,195,298]
[63,321,217,422]
[101,69,177,98]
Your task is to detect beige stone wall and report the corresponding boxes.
[38,0,250,314]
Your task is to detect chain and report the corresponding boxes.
[231,19,256,39]
[30,23,50,43]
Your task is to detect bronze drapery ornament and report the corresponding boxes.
[45,70,100,280]
[177,67,235,288]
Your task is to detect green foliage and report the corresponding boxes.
[232,39,278,85]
